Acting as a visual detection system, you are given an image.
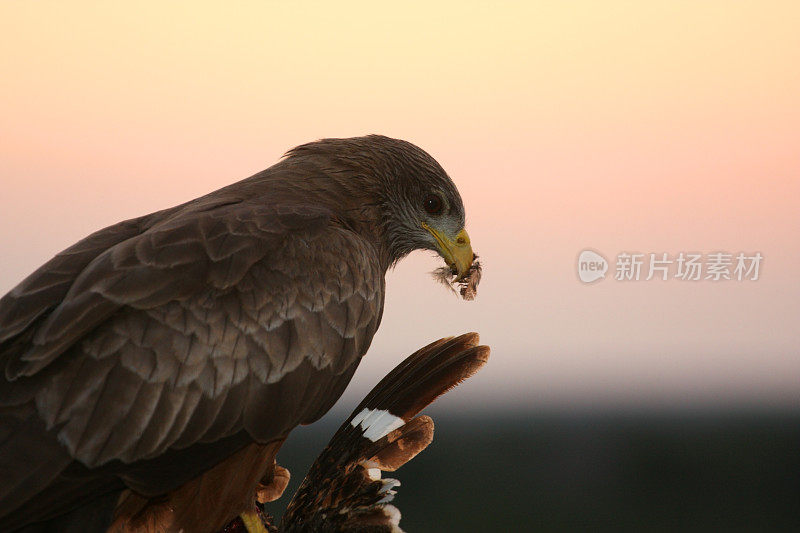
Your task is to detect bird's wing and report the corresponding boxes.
[279,333,490,533]
[0,200,383,526]
[0,213,149,347]
[0,195,233,376]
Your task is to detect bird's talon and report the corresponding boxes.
[256,465,291,504]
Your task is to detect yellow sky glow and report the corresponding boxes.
[1,2,798,407]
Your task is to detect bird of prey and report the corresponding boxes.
[223,333,489,533]
[0,135,478,532]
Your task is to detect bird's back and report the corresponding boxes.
[0,167,385,531]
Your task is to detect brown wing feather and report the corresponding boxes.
[280,333,490,532]
[0,200,383,530]
[0,216,151,346]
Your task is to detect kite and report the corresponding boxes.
[0,135,480,532]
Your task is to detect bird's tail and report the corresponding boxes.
[278,332,490,532]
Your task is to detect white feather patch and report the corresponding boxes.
[377,493,395,504]
[379,478,401,493]
[350,408,405,442]
[382,504,402,526]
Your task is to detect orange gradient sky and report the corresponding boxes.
[1,2,798,408]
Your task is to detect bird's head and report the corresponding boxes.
[283,135,477,284]
[373,138,474,281]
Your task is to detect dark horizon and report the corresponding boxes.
[266,407,800,531]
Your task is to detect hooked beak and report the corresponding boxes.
[422,222,474,281]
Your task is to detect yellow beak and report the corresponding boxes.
[422,223,474,281]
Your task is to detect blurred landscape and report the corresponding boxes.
[267,406,800,531]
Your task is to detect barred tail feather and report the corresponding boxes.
[279,333,489,532]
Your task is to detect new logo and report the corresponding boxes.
[577,249,608,283]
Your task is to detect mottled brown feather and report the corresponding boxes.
[0,203,382,529]
[279,333,490,532]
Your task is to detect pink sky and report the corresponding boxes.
[1,2,798,408]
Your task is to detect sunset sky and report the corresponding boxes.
[1,2,798,409]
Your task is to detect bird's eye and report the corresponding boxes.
[423,194,444,215]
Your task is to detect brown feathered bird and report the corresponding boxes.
[0,135,477,532]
